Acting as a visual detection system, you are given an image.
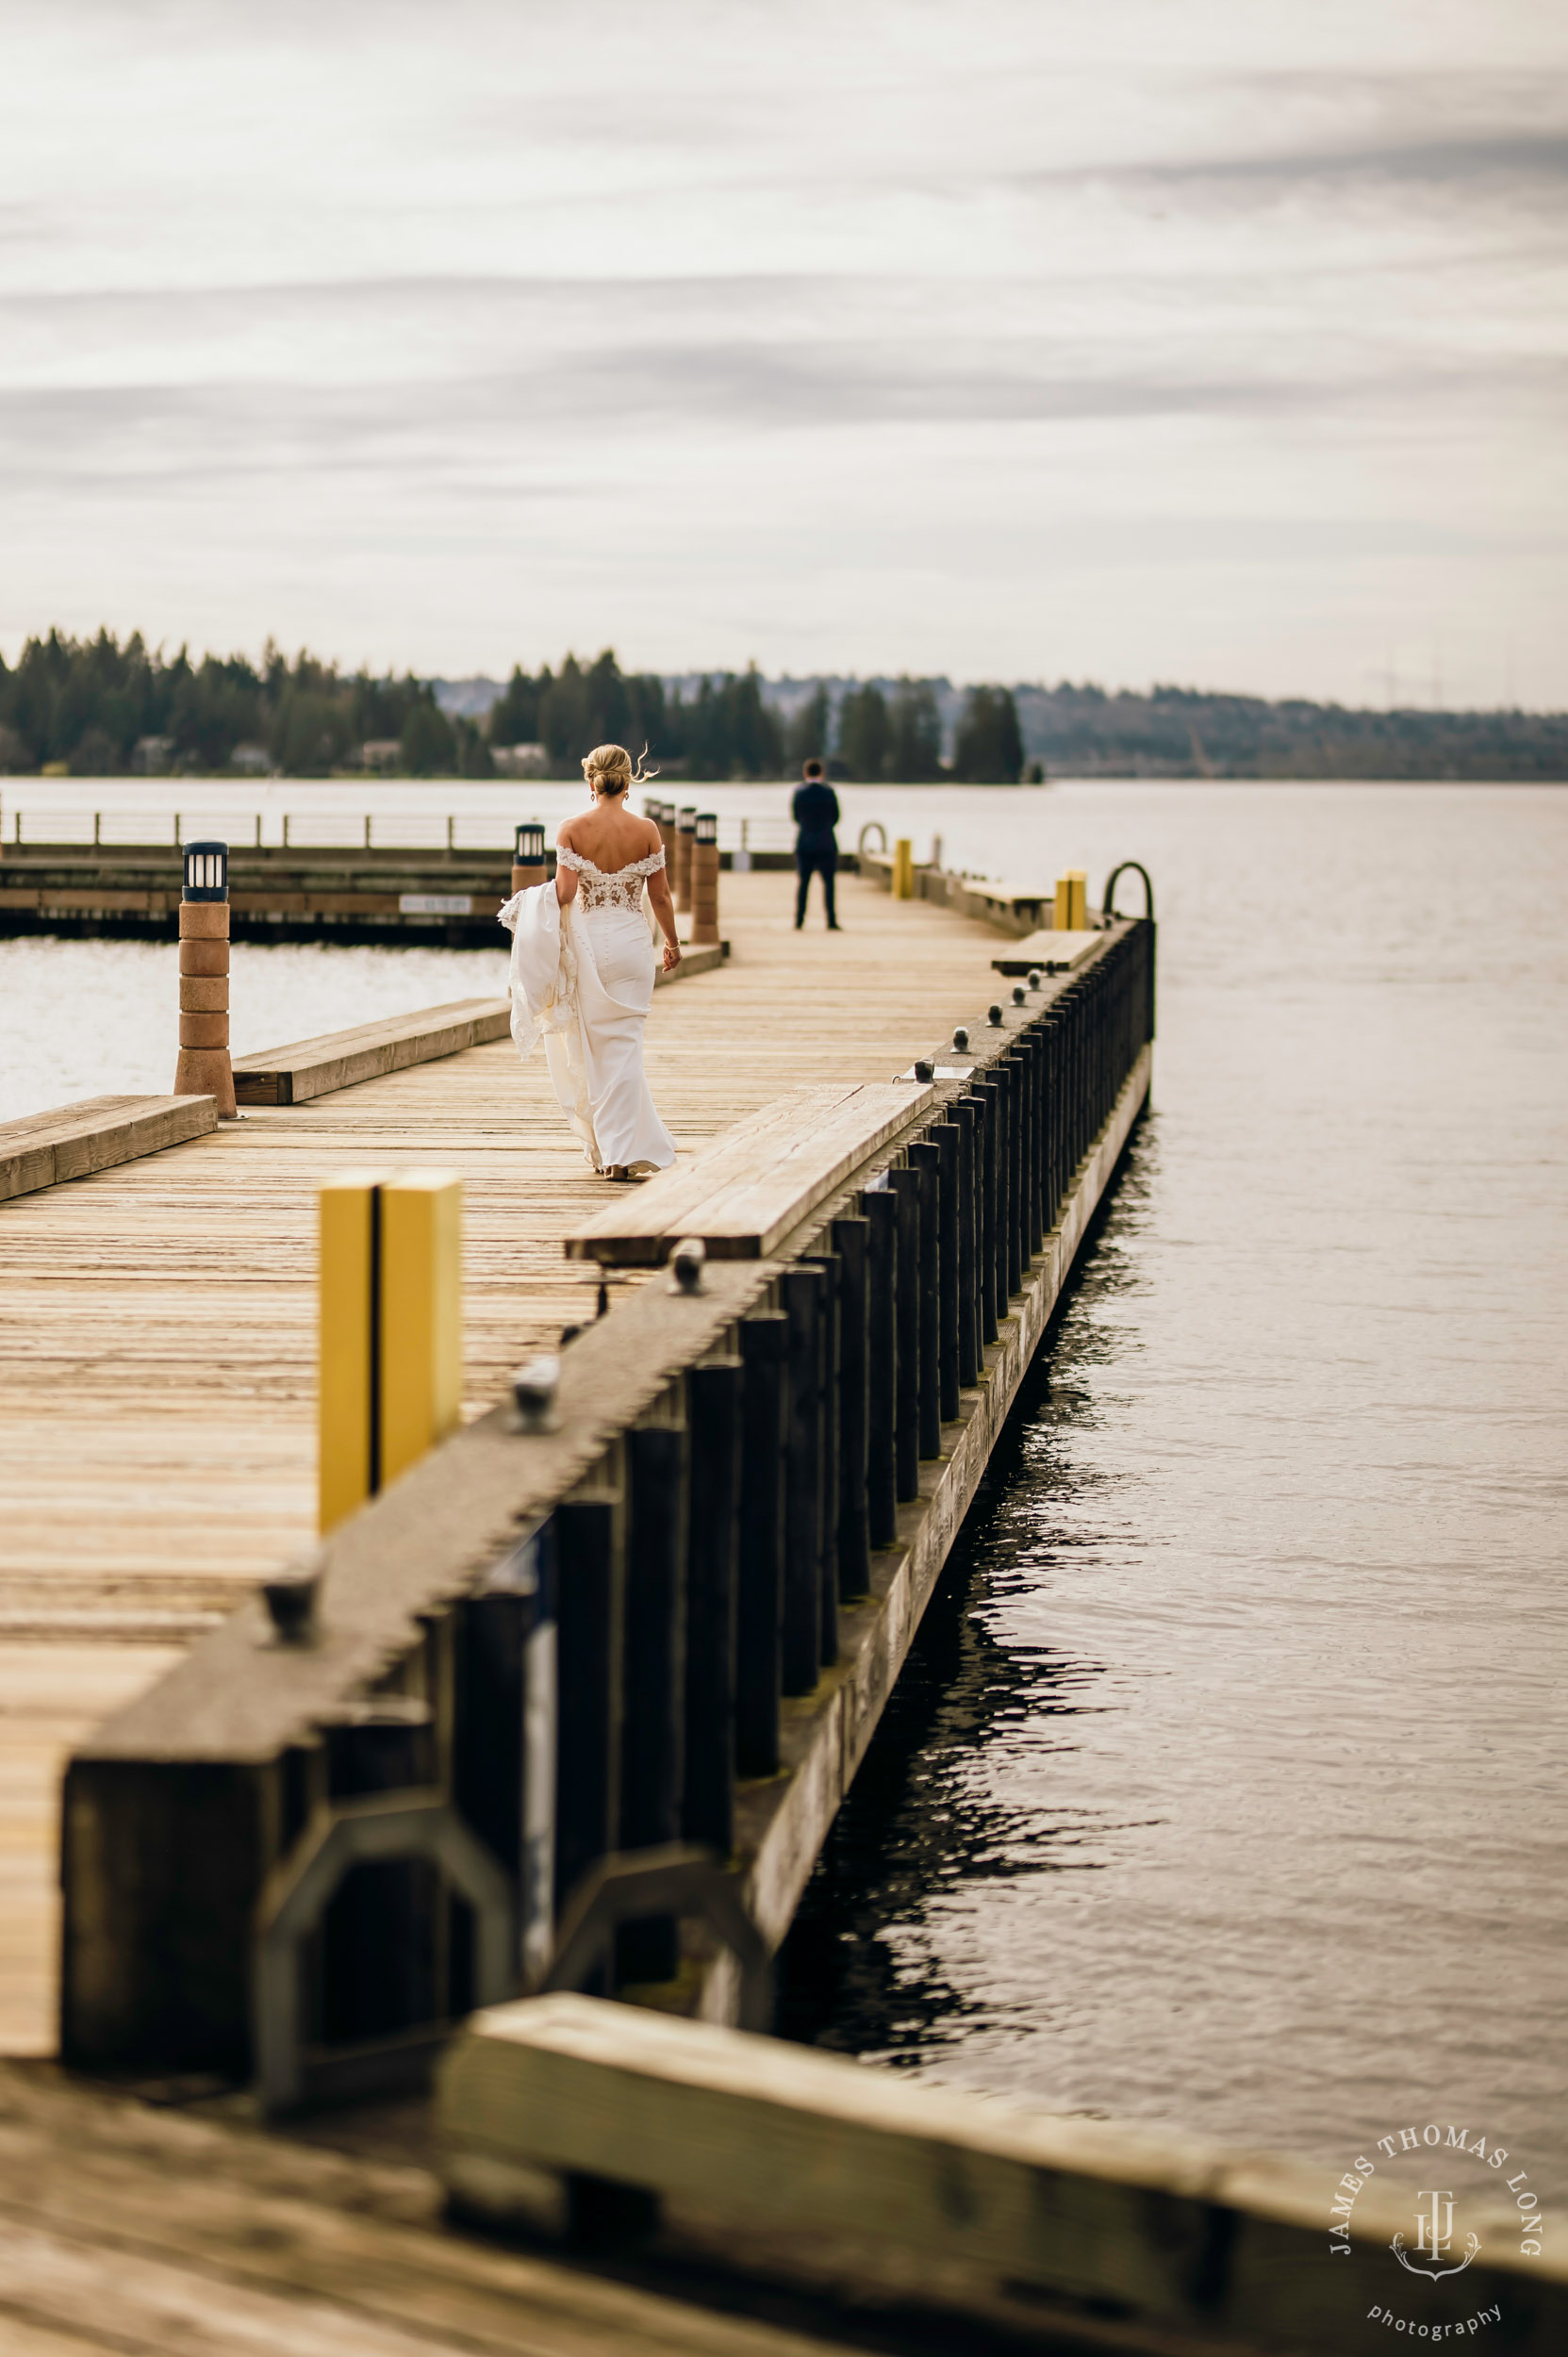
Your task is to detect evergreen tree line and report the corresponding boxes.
[13,627,1556,783]
[0,632,1030,781]
[0,631,493,779]
[487,654,1026,782]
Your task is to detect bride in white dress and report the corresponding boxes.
[499,742,681,1178]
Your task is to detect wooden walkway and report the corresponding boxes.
[0,871,1006,2057]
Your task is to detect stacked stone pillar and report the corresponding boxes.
[674,805,697,914]
[691,812,720,947]
[174,841,236,1118]
[648,798,676,873]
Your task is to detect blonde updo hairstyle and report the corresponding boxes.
[582,742,657,798]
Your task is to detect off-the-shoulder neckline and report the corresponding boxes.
[556,843,666,880]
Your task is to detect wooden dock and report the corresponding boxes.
[8,866,1557,2354]
[9,865,1356,2355]
[0,868,1027,2059]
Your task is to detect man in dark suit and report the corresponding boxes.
[792,758,841,930]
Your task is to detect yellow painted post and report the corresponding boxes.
[892,837,915,899]
[379,1173,464,1488]
[319,1172,387,1534]
[1053,869,1088,931]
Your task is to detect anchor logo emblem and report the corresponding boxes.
[1390,2190,1479,2282]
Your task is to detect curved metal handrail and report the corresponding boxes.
[857,820,888,856]
[1102,860,1154,922]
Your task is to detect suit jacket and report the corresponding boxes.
[792,781,840,858]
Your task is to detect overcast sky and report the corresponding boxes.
[4,0,1566,703]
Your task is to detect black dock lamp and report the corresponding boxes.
[183,841,228,899]
[512,822,548,895]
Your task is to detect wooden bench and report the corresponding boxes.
[232,997,513,1106]
[0,1093,217,1205]
[565,1080,934,1264]
[233,951,724,1108]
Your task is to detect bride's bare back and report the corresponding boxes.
[558,797,662,872]
[555,742,681,970]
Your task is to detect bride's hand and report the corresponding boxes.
[663,937,682,972]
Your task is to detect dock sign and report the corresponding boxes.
[399,892,474,915]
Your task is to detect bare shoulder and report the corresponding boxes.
[556,808,592,848]
[638,815,664,852]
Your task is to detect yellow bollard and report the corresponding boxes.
[892,837,916,899]
[379,1173,464,1489]
[1053,868,1087,931]
[318,1169,463,1532]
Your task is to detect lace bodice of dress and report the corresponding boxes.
[557,843,665,915]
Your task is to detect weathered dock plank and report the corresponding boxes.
[0,1096,217,1204]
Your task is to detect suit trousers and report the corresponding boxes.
[795,848,837,927]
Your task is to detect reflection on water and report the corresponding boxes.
[782,783,1568,2202]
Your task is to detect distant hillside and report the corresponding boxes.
[1008,685,1568,781]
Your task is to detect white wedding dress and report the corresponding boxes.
[499,845,677,1174]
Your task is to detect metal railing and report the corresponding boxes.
[3,807,804,857]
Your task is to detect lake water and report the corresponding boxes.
[777,780,1568,2202]
[5,778,1565,2196]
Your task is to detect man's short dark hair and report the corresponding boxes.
[802,758,825,781]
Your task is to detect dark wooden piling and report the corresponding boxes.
[972,1082,999,1347]
[1004,1054,1024,1294]
[553,1475,624,1914]
[907,1142,942,1459]
[932,1121,962,1423]
[735,1310,787,1776]
[863,1187,898,1547]
[1040,1012,1061,1228]
[619,1419,687,1981]
[1020,1032,1044,1259]
[973,1072,1009,1327]
[952,1099,980,1388]
[682,1359,743,1862]
[805,1253,841,1665]
[781,1266,823,1693]
[888,1166,921,1500]
[832,1215,871,1598]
